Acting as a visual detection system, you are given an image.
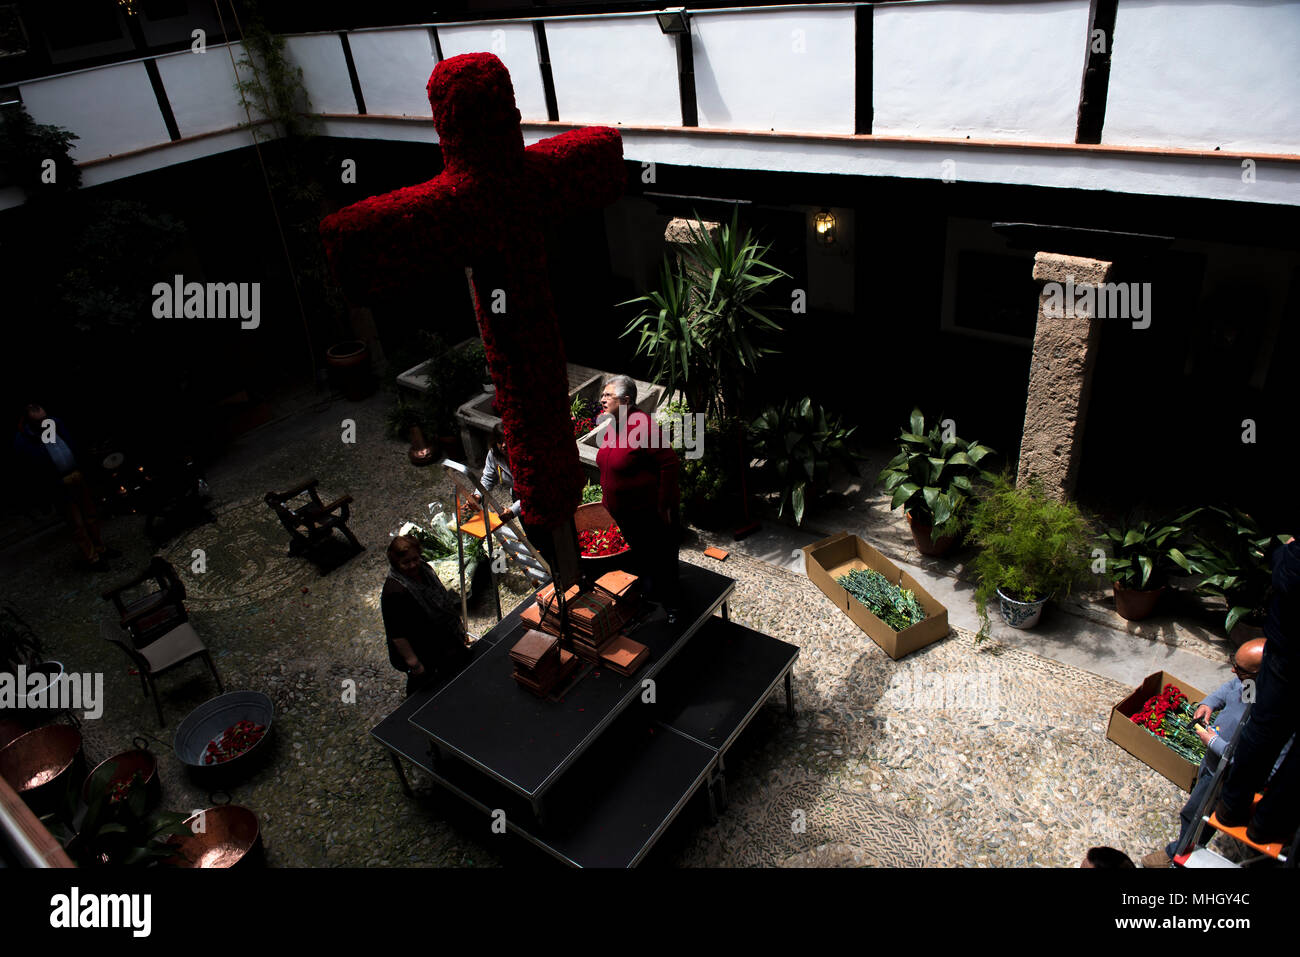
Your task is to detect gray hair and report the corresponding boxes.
[604,375,637,403]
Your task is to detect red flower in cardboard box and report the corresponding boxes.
[319,53,624,530]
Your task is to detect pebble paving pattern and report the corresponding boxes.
[2,394,1238,867]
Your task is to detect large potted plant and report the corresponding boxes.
[620,209,789,425]
[1170,505,1289,635]
[968,475,1094,638]
[1098,509,1200,621]
[878,408,996,556]
[748,397,861,526]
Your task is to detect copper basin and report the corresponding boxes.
[0,724,82,793]
[166,805,261,868]
[82,747,159,805]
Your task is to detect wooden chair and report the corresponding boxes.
[100,619,223,727]
[264,478,364,571]
[100,557,188,649]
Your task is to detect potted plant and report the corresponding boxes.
[748,397,861,526]
[968,475,1094,638]
[386,399,437,466]
[878,408,997,556]
[1170,505,1289,635]
[620,209,789,425]
[1098,509,1200,621]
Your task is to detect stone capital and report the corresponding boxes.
[1032,251,1113,286]
[665,218,721,247]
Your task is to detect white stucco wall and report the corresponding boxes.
[348,27,440,118]
[544,17,681,127]
[284,33,358,115]
[873,0,1092,143]
[436,22,548,121]
[20,62,171,161]
[1105,0,1300,153]
[155,43,257,138]
[691,7,856,134]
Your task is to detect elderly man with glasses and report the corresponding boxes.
[1141,637,1291,866]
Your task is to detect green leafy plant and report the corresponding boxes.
[748,397,861,526]
[620,209,789,423]
[581,482,603,505]
[1098,509,1201,590]
[0,105,81,197]
[878,408,996,539]
[390,336,487,438]
[968,474,1094,639]
[46,773,189,867]
[1169,506,1289,634]
[837,567,927,631]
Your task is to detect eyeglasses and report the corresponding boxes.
[1231,663,1257,678]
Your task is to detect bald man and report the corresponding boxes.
[1142,638,1290,866]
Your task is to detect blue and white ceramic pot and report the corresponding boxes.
[997,589,1047,629]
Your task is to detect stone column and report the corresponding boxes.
[1016,252,1113,501]
[664,216,720,293]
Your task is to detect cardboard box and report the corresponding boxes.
[1106,670,1208,792]
[802,533,950,659]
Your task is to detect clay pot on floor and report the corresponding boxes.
[907,510,956,557]
[1113,582,1165,621]
[407,426,437,467]
[325,340,373,401]
[997,588,1048,629]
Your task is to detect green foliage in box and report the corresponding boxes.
[836,567,927,631]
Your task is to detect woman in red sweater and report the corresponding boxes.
[596,376,681,622]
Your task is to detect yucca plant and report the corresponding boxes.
[620,209,789,423]
[1169,506,1289,634]
[749,397,861,526]
[878,408,996,539]
[1098,509,1201,590]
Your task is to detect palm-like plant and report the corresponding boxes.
[749,397,861,526]
[620,209,789,423]
[878,408,996,539]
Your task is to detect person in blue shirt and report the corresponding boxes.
[12,403,116,570]
[1142,637,1291,866]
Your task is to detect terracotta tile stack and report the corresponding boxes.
[509,628,579,697]
[519,572,643,663]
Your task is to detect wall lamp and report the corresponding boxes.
[814,209,837,246]
[656,8,690,35]
[656,8,696,127]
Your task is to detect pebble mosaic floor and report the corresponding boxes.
[1,393,1241,867]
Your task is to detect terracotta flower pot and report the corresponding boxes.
[407,426,436,467]
[325,340,373,401]
[997,588,1047,629]
[906,510,956,557]
[1113,582,1165,622]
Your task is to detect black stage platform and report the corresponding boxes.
[371,562,798,867]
